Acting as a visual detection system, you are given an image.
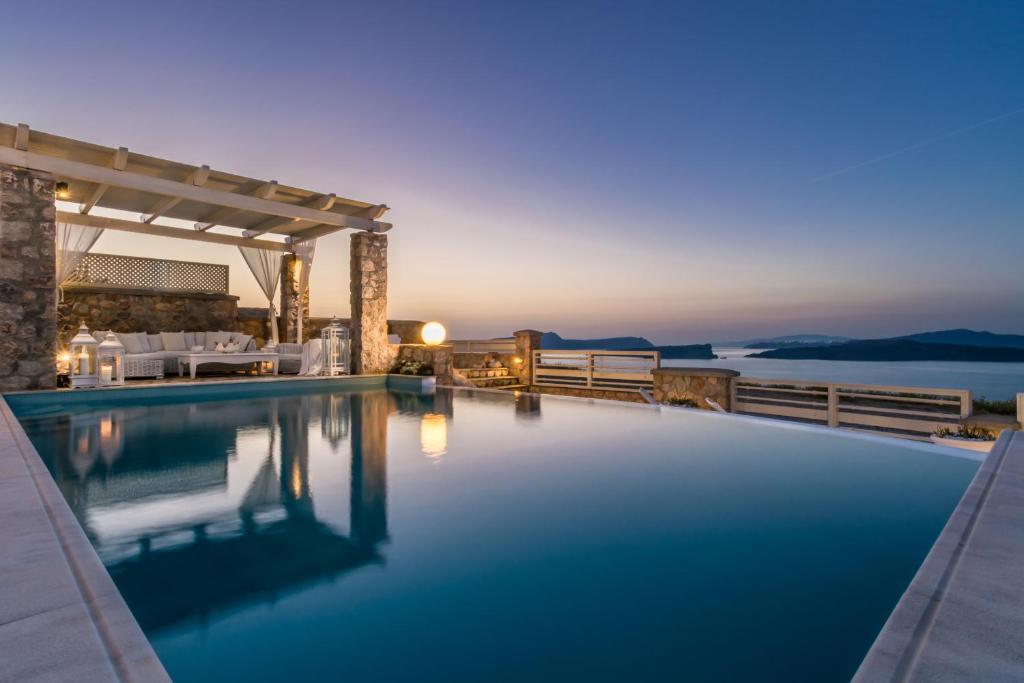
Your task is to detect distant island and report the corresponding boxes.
[752,339,1024,362]
[541,331,654,350]
[717,334,851,348]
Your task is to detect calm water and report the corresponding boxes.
[12,385,978,682]
[666,348,1024,400]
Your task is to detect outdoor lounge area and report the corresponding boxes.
[0,122,404,392]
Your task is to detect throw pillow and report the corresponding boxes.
[205,331,232,351]
[115,332,146,354]
[147,334,164,351]
[232,333,253,352]
[134,332,151,353]
[183,332,196,348]
[195,331,207,346]
[161,331,187,352]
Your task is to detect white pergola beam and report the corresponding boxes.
[80,146,129,215]
[0,146,384,232]
[243,193,338,237]
[13,124,29,150]
[58,210,293,252]
[141,165,210,223]
[194,180,277,231]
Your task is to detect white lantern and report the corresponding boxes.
[321,317,350,376]
[69,322,99,389]
[97,333,126,386]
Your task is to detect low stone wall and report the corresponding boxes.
[525,385,647,404]
[58,285,238,349]
[651,367,739,410]
[453,351,518,371]
[393,344,454,386]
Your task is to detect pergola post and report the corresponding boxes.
[279,254,308,343]
[0,165,57,391]
[349,232,389,374]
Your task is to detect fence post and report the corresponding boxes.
[1017,393,1023,425]
[827,385,838,427]
[961,390,972,419]
[586,352,594,388]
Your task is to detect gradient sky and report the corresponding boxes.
[2,1,1022,343]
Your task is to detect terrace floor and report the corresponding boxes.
[855,429,1024,681]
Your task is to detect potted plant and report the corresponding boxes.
[930,425,997,453]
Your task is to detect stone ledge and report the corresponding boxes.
[651,367,740,378]
[63,284,239,301]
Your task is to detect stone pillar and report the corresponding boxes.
[651,367,740,411]
[513,329,543,385]
[350,232,389,374]
[0,166,57,391]
[279,254,308,344]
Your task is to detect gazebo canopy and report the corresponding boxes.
[0,122,391,252]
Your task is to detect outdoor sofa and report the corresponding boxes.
[91,330,303,378]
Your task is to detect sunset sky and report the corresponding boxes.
[2,0,1022,343]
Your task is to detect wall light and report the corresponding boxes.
[421,321,446,346]
[54,182,70,200]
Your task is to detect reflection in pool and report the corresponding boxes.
[13,385,977,682]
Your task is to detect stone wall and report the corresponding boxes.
[651,367,739,410]
[514,329,542,384]
[57,285,239,349]
[0,166,57,391]
[393,344,454,385]
[350,232,390,374]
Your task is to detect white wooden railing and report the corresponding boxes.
[532,350,660,391]
[732,378,971,440]
[451,338,516,353]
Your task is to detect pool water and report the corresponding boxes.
[11,384,978,682]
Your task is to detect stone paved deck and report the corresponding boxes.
[855,429,1024,682]
[0,396,169,682]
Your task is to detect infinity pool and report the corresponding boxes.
[10,382,978,682]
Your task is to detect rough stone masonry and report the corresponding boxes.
[350,231,390,374]
[0,166,56,391]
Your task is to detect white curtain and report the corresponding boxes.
[293,239,317,343]
[56,222,104,299]
[238,246,283,344]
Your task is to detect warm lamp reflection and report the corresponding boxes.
[420,413,448,459]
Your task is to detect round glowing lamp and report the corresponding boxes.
[421,322,446,346]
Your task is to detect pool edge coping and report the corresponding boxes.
[0,394,171,682]
[853,428,1020,681]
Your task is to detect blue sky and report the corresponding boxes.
[2,0,1021,342]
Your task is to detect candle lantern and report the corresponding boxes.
[97,332,126,386]
[69,322,99,389]
[321,316,350,376]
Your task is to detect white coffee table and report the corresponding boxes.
[177,352,279,380]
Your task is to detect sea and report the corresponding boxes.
[662,348,1024,401]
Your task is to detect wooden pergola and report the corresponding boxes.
[0,121,394,390]
[0,122,391,252]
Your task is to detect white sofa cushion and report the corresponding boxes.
[161,331,187,352]
[196,331,207,346]
[231,333,253,351]
[205,331,232,351]
[116,332,148,354]
[147,334,164,351]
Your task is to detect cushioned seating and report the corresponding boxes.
[91,330,270,377]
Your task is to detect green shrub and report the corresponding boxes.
[666,397,700,409]
[972,397,1016,416]
[389,360,435,377]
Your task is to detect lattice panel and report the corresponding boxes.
[68,253,229,293]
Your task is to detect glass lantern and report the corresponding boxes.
[69,322,99,389]
[97,332,126,386]
[321,317,350,376]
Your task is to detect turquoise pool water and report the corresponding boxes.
[10,383,978,682]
